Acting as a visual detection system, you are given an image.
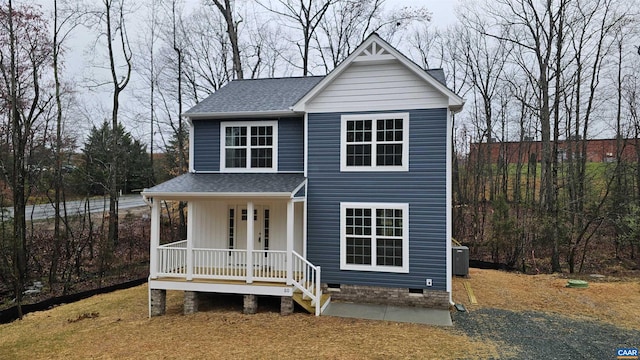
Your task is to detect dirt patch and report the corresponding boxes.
[453,268,640,330]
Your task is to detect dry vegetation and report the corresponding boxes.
[453,268,640,330]
[1,269,638,359]
[0,285,503,360]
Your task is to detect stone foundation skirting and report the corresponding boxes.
[150,289,166,316]
[280,296,294,316]
[184,291,200,314]
[243,294,258,314]
[322,284,450,309]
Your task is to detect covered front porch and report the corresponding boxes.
[142,173,326,316]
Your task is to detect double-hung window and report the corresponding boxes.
[340,113,409,171]
[221,121,278,172]
[340,202,409,273]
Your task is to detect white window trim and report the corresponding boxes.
[340,202,409,273]
[220,120,278,173]
[340,113,409,172]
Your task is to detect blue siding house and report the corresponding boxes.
[142,34,464,317]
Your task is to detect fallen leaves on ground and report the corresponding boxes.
[1,285,503,360]
[453,268,640,329]
[4,268,636,359]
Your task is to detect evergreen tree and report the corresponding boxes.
[82,122,152,195]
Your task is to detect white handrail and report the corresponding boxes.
[192,248,247,280]
[158,240,187,248]
[253,250,287,281]
[292,250,322,316]
[157,246,187,276]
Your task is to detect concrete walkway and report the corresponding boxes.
[323,302,452,326]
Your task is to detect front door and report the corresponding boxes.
[234,205,269,251]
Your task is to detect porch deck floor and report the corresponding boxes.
[154,276,290,288]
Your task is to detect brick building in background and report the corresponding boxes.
[468,138,640,164]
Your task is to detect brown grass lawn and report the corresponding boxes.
[1,269,638,359]
[452,268,640,330]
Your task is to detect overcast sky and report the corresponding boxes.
[31,0,462,144]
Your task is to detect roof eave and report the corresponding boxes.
[183,109,302,120]
[140,191,294,200]
[449,101,466,114]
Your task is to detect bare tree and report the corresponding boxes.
[0,2,53,318]
[479,0,572,271]
[260,0,336,75]
[313,0,383,72]
[314,0,430,73]
[210,0,244,79]
[84,0,133,252]
[50,0,82,287]
[457,9,511,201]
[444,0,640,273]
[105,0,132,247]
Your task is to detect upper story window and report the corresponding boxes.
[221,121,278,172]
[340,113,409,172]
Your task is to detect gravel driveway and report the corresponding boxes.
[453,308,640,359]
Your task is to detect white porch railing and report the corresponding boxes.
[253,250,287,281]
[291,250,322,316]
[193,249,247,280]
[161,240,187,248]
[157,241,187,277]
[156,241,288,282]
[154,241,323,315]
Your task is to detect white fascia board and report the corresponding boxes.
[148,279,293,296]
[446,109,453,296]
[292,34,465,112]
[188,119,195,172]
[303,113,308,177]
[140,191,292,200]
[290,179,307,199]
[141,192,151,206]
[184,110,301,120]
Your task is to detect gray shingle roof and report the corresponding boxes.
[426,69,447,86]
[185,76,324,115]
[143,173,306,197]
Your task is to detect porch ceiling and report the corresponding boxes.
[141,173,306,200]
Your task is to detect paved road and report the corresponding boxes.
[1,195,147,221]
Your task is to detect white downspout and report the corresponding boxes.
[446,108,454,307]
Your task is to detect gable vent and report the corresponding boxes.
[355,41,394,63]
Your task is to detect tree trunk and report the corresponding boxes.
[8,0,27,320]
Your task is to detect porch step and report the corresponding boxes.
[292,291,331,315]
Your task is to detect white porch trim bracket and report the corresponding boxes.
[286,199,294,285]
[186,201,194,281]
[246,201,254,284]
[149,198,160,279]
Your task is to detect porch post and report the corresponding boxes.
[286,199,294,285]
[186,201,194,281]
[149,198,160,279]
[303,196,307,259]
[246,201,254,284]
